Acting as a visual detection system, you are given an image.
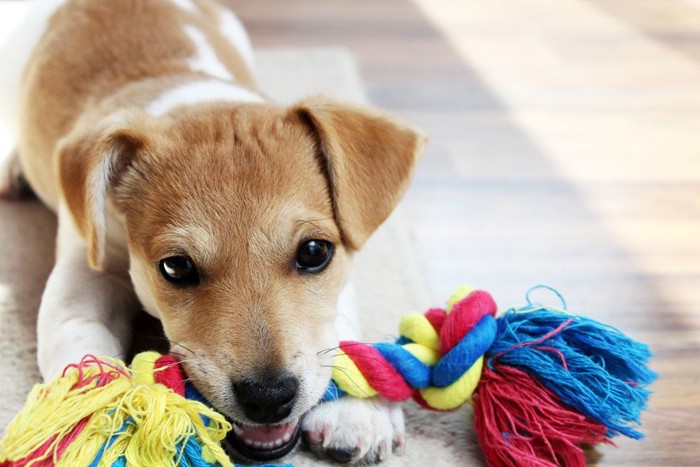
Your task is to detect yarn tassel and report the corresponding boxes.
[0,354,232,467]
[473,286,656,466]
[488,306,656,438]
[473,364,609,467]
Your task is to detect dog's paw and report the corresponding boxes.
[302,397,405,464]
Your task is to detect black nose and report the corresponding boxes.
[233,372,298,424]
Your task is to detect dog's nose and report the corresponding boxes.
[233,372,298,424]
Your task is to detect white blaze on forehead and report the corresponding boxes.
[184,25,233,81]
[219,9,256,73]
[168,0,198,12]
[146,79,264,116]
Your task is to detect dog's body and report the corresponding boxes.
[0,0,424,463]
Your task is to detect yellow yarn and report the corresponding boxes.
[0,356,233,467]
[418,356,484,410]
[399,313,440,350]
[332,350,378,398]
[402,343,440,366]
[130,350,160,385]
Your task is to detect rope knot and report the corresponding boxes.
[413,286,498,410]
[329,286,499,411]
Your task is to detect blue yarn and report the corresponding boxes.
[178,434,219,467]
[91,416,131,467]
[525,284,568,310]
[432,314,497,387]
[395,336,412,345]
[323,380,346,401]
[488,302,656,439]
[375,342,432,389]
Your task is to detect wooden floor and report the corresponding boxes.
[226,0,700,465]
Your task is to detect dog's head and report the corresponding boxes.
[56,97,425,457]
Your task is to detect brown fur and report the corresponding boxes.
[19,0,255,209]
[19,0,426,422]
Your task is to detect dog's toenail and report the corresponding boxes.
[326,447,359,463]
[393,435,406,455]
[303,430,323,446]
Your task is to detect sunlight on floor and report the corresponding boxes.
[410,0,700,326]
[411,0,700,184]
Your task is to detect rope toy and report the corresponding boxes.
[326,285,656,466]
[0,285,655,466]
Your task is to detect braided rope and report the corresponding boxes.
[329,285,498,410]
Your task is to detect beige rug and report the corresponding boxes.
[0,48,482,466]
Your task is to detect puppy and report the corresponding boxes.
[0,0,425,463]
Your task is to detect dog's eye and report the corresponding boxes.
[159,256,200,286]
[295,240,334,273]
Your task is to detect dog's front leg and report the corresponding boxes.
[302,284,406,464]
[36,205,138,380]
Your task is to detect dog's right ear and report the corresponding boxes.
[56,111,153,270]
[293,97,427,250]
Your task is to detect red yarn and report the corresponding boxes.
[61,354,127,391]
[423,307,447,334]
[154,354,186,397]
[339,341,414,401]
[473,364,610,467]
[440,290,498,355]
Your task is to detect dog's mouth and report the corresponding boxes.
[226,418,301,461]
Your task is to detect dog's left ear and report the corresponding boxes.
[56,110,154,270]
[293,97,427,250]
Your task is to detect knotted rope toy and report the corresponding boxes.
[0,285,655,466]
[326,285,656,466]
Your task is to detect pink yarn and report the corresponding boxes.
[439,290,497,356]
[154,354,186,397]
[338,341,414,401]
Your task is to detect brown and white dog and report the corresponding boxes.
[0,0,425,463]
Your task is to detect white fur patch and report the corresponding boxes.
[146,79,264,116]
[219,9,256,72]
[87,152,112,266]
[184,25,233,81]
[168,0,197,12]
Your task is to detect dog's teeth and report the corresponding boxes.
[253,441,263,448]
[282,432,291,442]
[274,438,283,447]
[232,424,243,436]
[243,437,255,446]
